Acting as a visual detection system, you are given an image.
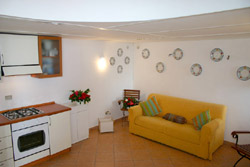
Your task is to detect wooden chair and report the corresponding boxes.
[231,131,250,167]
[118,89,140,126]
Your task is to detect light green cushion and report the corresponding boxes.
[140,96,162,116]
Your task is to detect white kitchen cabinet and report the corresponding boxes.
[48,111,71,155]
[0,34,42,76]
[0,34,39,66]
[0,125,14,167]
[63,103,89,144]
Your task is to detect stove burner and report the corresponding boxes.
[1,108,44,120]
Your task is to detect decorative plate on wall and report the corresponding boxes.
[173,48,183,60]
[117,48,123,57]
[109,57,115,66]
[142,48,150,59]
[190,64,202,76]
[156,62,165,73]
[117,65,123,74]
[210,48,224,62]
[125,56,130,64]
[237,66,250,81]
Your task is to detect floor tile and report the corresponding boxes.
[114,143,131,152]
[95,161,114,167]
[78,151,96,162]
[153,159,174,167]
[96,152,114,162]
[115,151,133,161]
[97,143,114,152]
[134,160,155,167]
[115,160,134,167]
[131,150,150,160]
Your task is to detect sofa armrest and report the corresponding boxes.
[128,105,143,122]
[201,118,222,143]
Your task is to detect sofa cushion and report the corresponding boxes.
[135,116,200,144]
[192,110,211,130]
[135,116,167,133]
[140,96,162,116]
[163,121,201,144]
[163,113,187,124]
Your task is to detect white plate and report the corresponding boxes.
[191,64,202,76]
[142,49,150,59]
[173,48,183,60]
[109,57,115,66]
[210,48,224,62]
[117,48,123,57]
[156,62,165,73]
[237,66,250,81]
[117,65,123,73]
[125,57,130,64]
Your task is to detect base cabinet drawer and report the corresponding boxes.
[0,148,13,162]
[0,158,14,167]
[0,125,11,138]
[0,137,12,150]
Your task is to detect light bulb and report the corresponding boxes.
[98,57,107,71]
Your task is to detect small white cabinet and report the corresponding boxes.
[49,111,72,155]
[63,103,89,144]
[99,117,114,133]
[0,125,14,167]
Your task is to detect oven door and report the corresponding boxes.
[12,123,49,160]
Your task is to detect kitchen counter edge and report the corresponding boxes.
[0,101,71,126]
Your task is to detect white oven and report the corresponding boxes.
[11,116,50,161]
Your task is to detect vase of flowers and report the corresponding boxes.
[123,97,139,109]
[69,88,91,104]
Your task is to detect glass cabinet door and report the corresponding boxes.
[32,36,62,78]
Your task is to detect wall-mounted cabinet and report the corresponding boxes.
[32,36,62,78]
[0,34,42,76]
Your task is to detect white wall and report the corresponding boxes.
[134,38,250,143]
[0,38,134,127]
[0,0,249,22]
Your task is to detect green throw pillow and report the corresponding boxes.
[140,96,162,116]
[192,110,211,130]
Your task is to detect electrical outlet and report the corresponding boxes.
[5,95,12,100]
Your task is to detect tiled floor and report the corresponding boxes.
[34,119,250,167]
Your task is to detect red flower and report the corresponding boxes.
[69,89,91,104]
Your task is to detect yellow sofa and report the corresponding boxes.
[128,93,227,160]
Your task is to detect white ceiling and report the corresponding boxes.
[1,0,249,22]
[0,8,250,42]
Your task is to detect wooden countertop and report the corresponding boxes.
[0,102,71,126]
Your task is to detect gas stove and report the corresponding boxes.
[1,108,44,120]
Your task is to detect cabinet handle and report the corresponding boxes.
[1,54,4,65]
[0,140,1,142]
[0,152,2,154]
[49,117,51,126]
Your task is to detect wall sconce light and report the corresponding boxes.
[98,56,107,71]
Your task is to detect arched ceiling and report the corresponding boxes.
[0,0,249,22]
